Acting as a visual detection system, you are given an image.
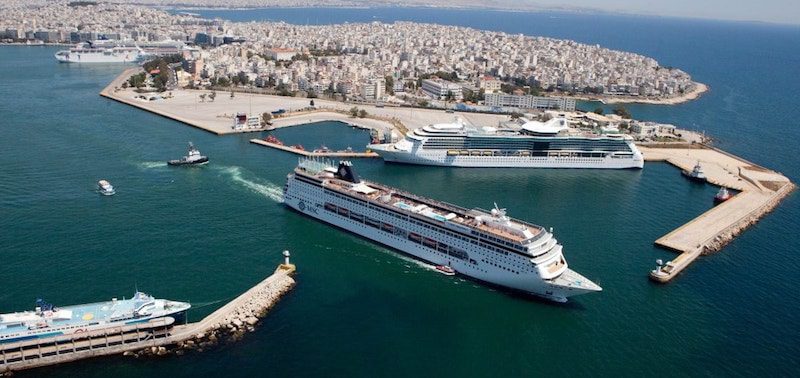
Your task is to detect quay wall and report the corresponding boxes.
[99,68,224,136]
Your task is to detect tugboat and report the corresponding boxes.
[714,187,733,203]
[97,180,115,196]
[168,142,209,166]
[435,265,456,276]
[682,161,706,182]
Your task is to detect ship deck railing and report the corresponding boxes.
[322,175,544,246]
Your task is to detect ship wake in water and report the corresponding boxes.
[220,166,284,203]
[136,161,168,170]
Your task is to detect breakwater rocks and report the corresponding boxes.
[702,183,796,255]
[127,265,297,358]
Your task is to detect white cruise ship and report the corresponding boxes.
[369,117,644,169]
[55,41,144,63]
[283,159,602,302]
[54,40,187,64]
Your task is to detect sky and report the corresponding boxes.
[531,0,800,25]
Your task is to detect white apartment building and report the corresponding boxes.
[478,76,502,93]
[484,93,576,111]
[361,78,385,100]
[421,78,463,100]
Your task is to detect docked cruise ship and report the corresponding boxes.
[0,292,190,344]
[369,117,644,169]
[54,40,187,63]
[55,41,144,63]
[283,159,602,302]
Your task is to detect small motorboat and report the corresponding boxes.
[714,187,733,203]
[435,265,456,276]
[98,180,115,196]
[682,161,706,182]
[168,142,208,166]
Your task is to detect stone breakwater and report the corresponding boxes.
[646,144,794,283]
[701,183,795,255]
[126,268,296,358]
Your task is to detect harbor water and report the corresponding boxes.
[1,9,799,376]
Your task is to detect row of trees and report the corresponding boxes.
[592,105,632,119]
[349,107,368,118]
[198,91,217,102]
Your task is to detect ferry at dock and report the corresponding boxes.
[55,41,144,63]
[283,159,602,302]
[54,40,188,64]
[0,292,190,344]
[368,117,644,169]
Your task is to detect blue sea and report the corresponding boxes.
[1,8,798,376]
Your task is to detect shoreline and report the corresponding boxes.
[570,82,708,105]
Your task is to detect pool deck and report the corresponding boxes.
[640,145,794,282]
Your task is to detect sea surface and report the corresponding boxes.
[2,9,799,376]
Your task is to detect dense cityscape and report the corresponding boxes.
[0,1,703,109]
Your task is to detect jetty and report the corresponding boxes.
[0,257,297,374]
[249,138,379,158]
[641,145,794,282]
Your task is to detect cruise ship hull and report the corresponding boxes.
[369,144,644,169]
[54,51,143,63]
[283,173,600,302]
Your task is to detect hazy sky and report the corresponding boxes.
[532,0,800,25]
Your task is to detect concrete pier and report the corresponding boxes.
[642,145,794,282]
[249,138,379,158]
[0,263,296,374]
[99,69,508,136]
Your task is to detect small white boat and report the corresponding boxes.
[435,265,456,276]
[98,180,115,196]
[682,161,707,182]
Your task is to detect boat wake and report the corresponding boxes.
[219,166,283,203]
[137,161,168,169]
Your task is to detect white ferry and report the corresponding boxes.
[369,117,644,169]
[283,159,602,302]
[0,292,190,344]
